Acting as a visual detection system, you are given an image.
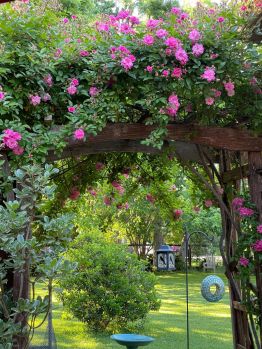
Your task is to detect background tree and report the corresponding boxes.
[138,0,179,18]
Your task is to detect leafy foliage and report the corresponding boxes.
[59,232,160,332]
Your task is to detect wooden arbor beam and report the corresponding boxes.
[54,124,262,158]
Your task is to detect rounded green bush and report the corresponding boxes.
[59,234,160,332]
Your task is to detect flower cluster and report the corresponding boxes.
[1,129,24,155]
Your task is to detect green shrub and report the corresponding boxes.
[58,234,160,332]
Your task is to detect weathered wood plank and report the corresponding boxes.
[64,124,262,152]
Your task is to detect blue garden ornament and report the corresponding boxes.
[111,334,155,349]
[201,275,225,302]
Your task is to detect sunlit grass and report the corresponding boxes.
[31,272,233,349]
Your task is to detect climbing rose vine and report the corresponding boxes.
[0,1,261,157]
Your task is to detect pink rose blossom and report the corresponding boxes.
[63,18,69,24]
[257,225,262,234]
[55,48,62,57]
[156,29,168,38]
[80,50,89,57]
[239,257,249,267]
[71,78,79,86]
[192,43,204,57]
[212,89,222,98]
[146,19,160,29]
[146,194,155,204]
[95,162,105,171]
[224,81,235,96]
[240,5,247,11]
[165,37,180,49]
[201,67,216,82]
[74,128,85,140]
[129,16,140,25]
[232,197,245,209]
[42,93,51,102]
[239,207,254,217]
[175,48,188,65]
[210,53,219,59]
[2,129,22,150]
[194,206,201,213]
[69,188,80,200]
[180,12,189,20]
[0,92,5,101]
[250,77,258,86]
[117,9,130,20]
[217,17,225,23]
[43,74,53,87]
[71,15,77,20]
[89,87,99,97]
[97,22,110,32]
[252,240,262,252]
[162,70,169,77]
[103,196,112,206]
[205,97,215,105]
[30,95,41,106]
[89,189,97,196]
[64,38,71,43]
[121,56,135,70]
[143,34,154,46]
[67,85,77,95]
[171,7,181,15]
[173,209,183,220]
[172,67,183,78]
[205,199,213,208]
[146,66,153,73]
[68,106,76,113]
[13,146,24,155]
[188,29,201,42]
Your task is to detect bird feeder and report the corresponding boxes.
[156,245,175,271]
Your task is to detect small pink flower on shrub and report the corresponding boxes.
[55,48,62,57]
[205,97,214,105]
[188,29,201,42]
[251,240,262,252]
[43,74,53,87]
[63,18,69,24]
[146,19,160,29]
[89,189,97,196]
[257,225,262,234]
[30,95,41,106]
[0,92,5,101]
[210,53,219,59]
[117,9,130,20]
[239,207,254,217]
[71,15,77,20]
[232,197,244,209]
[2,129,22,150]
[224,81,235,96]
[67,85,77,95]
[74,128,85,140]
[146,66,153,73]
[13,146,24,155]
[103,196,112,206]
[80,50,89,57]
[156,29,168,38]
[239,257,249,267]
[194,206,201,213]
[69,188,80,200]
[173,209,183,220]
[95,162,105,171]
[162,70,169,77]
[175,48,188,65]
[146,194,155,204]
[89,87,99,97]
[192,43,204,57]
[205,199,213,208]
[171,7,181,15]
[71,78,79,86]
[143,35,154,46]
[165,37,180,49]
[201,67,216,82]
[217,17,225,23]
[129,16,140,25]
[42,93,51,102]
[68,106,76,113]
[172,67,182,78]
[121,56,135,70]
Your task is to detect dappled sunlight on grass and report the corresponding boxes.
[31,271,233,349]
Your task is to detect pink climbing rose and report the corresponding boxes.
[232,197,244,209]
[175,48,188,65]
[205,97,215,105]
[43,74,53,87]
[0,91,5,101]
[89,87,99,97]
[146,194,155,204]
[239,207,254,217]
[146,66,153,73]
[143,35,154,46]
[257,225,262,234]
[205,199,213,208]
[251,240,262,252]
[68,106,76,113]
[224,81,235,96]
[168,94,180,115]
[239,257,249,267]
[13,146,24,155]
[121,56,135,70]
[173,209,183,219]
[2,129,22,150]
[165,37,180,49]
[156,29,168,38]
[80,50,89,57]
[188,29,201,42]
[172,67,182,78]
[30,95,41,106]
[201,67,216,82]
[103,196,112,206]
[95,162,105,171]
[217,17,225,23]
[69,188,80,200]
[71,78,79,86]
[192,43,204,57]
[67,85,77,95]
[74,128,85,140]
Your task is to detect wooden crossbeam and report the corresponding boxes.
[64,123,262,152]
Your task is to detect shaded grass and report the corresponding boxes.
[31,272,233,349]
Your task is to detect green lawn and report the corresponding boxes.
[31,272,233,349]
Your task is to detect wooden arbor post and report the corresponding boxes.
[248,152,262,346]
